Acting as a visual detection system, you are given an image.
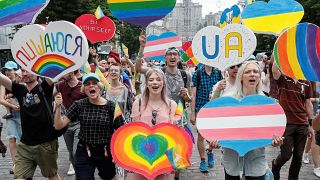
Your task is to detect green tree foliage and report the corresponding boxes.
[35,0,142,57]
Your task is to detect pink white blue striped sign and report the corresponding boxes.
[144,32,182,61]
[197,95,286,156]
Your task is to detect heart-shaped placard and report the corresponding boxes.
[192,24,256,71]
[107,0,177,27]
[144,32,182,61]
[197,95,286,156]
[0,0,50,26]
[274,23,320,82]
[11,21,89,82]
[75,14,116,43]
[111,122,193,180]
[241,0,304,35]
[220,5,241,28]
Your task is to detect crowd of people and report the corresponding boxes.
[0,33,319,180]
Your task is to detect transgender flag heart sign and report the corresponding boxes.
[197,95,286,156]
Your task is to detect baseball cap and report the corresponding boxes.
[108,50,121,64]
[82,73,100,84]
[3,61,18,70]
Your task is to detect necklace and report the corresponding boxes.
[147,101,164,112]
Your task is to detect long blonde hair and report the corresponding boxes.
[225,61,263,98]
[142,68,169,108]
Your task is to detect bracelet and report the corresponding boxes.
[308,118,313,126]
[213,91,220,97]
[138,52,144,58]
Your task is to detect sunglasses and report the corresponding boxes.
[151,110,157,125]
[230,64,242,69]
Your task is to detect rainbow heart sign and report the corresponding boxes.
[107,0,176,27]
[220,5,241,28]
[241,0,304,35]
[0,0,50,27]
[75,14,116,43]
[274,23,320,82]
[192,24,256,71]
[111,122,193,180]
[144,32,182,61]
[11,21,89,82]
[197,95,286,156]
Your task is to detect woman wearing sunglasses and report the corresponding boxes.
[210,62,284,180]
[126,68,177,180]
[54,73,124,180]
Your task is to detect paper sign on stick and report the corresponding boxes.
[11,21,89,82]
[111,122,192,180]
[274,23,320,82]
[144,32,182,61]
[0,0,50,26]
[241,0,304,35]
[220,5,241,28]
[75,14,116,43]
[197,95,286,156]
[192,24,256,70]
[107,0,176,27]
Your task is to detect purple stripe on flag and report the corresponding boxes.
[0,5,43,26]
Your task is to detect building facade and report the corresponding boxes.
[163,0,202,42]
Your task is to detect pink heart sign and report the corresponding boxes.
[75,14,116,43]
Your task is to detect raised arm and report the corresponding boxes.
[272,57,281,80]
[54,93,71,130]
[0,72,12,91]
[135,34,150,74]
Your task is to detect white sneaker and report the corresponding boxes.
[67,164,75,176]
[314,167,320,177]
[303,153,310,164]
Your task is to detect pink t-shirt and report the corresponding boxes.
[131,98,177,126]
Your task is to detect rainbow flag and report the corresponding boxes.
[180,41,201,68]
[95,67,111,90]
[0,0,49,26]
[94,5,105,19]
[114,102,123,120]
[81,61,91,74]
[165,145,191,170]
[175,100,183,117]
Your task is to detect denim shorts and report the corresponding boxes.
[6,110,22,141]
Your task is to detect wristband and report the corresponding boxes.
[138,52,144,58]
[213,91,220,97]
[308,118,313,126]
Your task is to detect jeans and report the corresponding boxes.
[63,122,80,166]
[6,110,22,141]
[272,124,308,180]
[75,142,116,180]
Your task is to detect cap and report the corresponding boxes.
[108,50,120,64]
[82,73,100,84]
[3,61,18,70]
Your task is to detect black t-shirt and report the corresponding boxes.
[12,80,56,145]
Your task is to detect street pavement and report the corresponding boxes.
[0,106,318,180]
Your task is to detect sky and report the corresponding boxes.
[177,0,239,17]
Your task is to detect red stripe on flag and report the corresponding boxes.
[182,42,192,51]
[197,104,283,118]
[198,127,285,141]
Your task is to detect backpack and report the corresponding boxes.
[161,67,188,88]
